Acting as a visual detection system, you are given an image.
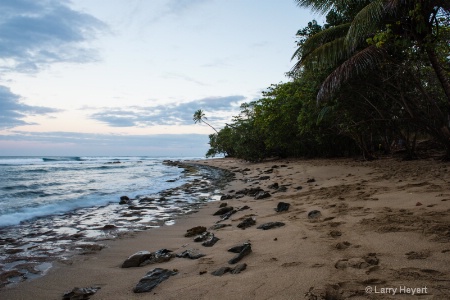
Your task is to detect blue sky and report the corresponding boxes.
[0,0,320,157]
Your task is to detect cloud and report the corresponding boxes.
[0,131,210,156]
[0,0,106,73]
[89,95,245,127]
[0,85,61,129]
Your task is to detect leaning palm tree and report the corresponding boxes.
[193,109,218,133]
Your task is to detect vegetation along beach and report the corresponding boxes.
[0,0,449,299]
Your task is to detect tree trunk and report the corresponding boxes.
[426,46,450,104]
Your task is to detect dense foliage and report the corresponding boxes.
[196,0,450,162]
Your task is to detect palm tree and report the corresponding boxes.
[193,109,218,133]
[293,0,450,103]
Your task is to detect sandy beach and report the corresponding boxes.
[1,157,450,299]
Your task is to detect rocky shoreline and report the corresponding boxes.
[0,160,234,288]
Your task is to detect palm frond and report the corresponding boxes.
[294,0,357,14]
[292,23,351,61]
[345,0,385,50]
[301,37,349,71]
[317,45,386,101]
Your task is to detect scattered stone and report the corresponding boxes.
[184,226,207,237]
[257,222,285,230]
[209,224,232,230]
[254,191,271,200]
[329,230,342,238]
[213,206,234,216]
[264,168,274,174]
[138,197,155,203]
[102,224,117,230]
[219,202,228,208]
[63,286,101,300]
[220,194,233,200]
[237,217,256,229]
[199,270,207,275]
[307,178,316,183]
[275,202,290,212]
[416,202,423,206]
[259,176,270,180]
[238,205,250,211]
[268,182,279,189]
[276,186,288,192]
[235,187,263,196]
[229,242,252,264]
[335,241,351,250]
[176,249,205,259]
[202,234,220,247]
[307,210,322,220]
[295,186,303,190]
[230,263,247,274]
[122,249,174,268]
[211,267,232,276]
[133,268,177,293]
[119,196,130,205]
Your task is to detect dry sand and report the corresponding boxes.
[1,157,450,299]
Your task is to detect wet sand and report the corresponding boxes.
[1,157,449,299]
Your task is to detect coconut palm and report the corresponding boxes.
[193,109,218,133]
[293,0,450,103]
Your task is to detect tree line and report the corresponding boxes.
[194,0,450,161]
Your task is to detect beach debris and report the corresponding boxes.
[119,195,131,205]
[133,268,178,293]
[213,206,234,216]
[121,249,174,268]
[307,210,322,220]
[211,263,247,276]
[63,286,101,300]
[176,249,206,259]
[275,202,290,212]
[229,242,252,264]
[209,224,232,230]
[237,217,256,229]
[184,226,207,237]
[257,222,285,230]
[254,191,271,200]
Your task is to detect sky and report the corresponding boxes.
[0,0,320,157]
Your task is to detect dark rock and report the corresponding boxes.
[259,176,270,180]
[102,224,117,230]
[202,234,220,247]
[254,191,271,200]
[138,197,155,203]
[119,196,130,205]
[277,186,288,192]
[209,224,232,230]
[228,242,252,264]
[122,249,174,268]
[228,242,249,253]
[264,168,273,174]
[329,230,342,238]
[268,182,279,189]
[213,206,234,216]
[307,178,316,183]
[185,226,207,237]
[235,187,263,196]
[220,194,233,200]
[219,209,237,221]
[133,268,177,293]
[307,210,322,220]
[230,263,247,274]
[237,217,256,229]
[63,286,101,300]
[257,222,285,230]
[176,249,205,259]
[211,267,232,276]
[238,205,250,211]
[219,202,228,208]
[295,186,303,190]
[275,202,290,212]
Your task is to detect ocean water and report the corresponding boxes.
[0,156,199,227]
[0,156,229,287]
